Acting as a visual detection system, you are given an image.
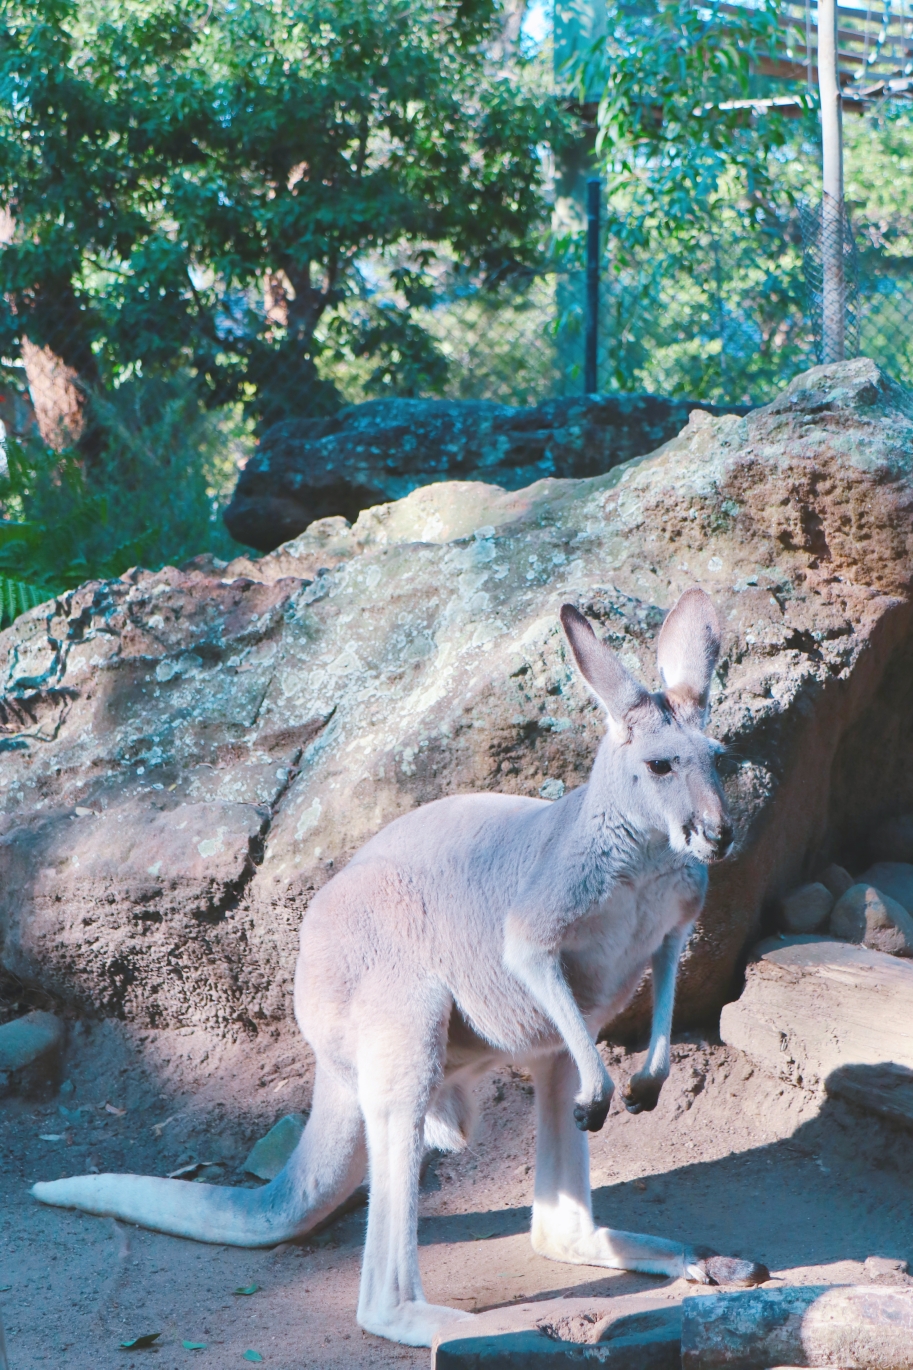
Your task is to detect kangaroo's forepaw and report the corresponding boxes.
[573,1097,611,1132]
[622,1071,663,1114]
[686,1247,769,1286]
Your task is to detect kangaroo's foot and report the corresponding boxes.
[532,1221,691,1276]
[358,1300,474,1347]
[532,1222,767,1286]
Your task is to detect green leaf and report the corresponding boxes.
[243,1353,263,1363]
[233,1284,260,1296]
[182,1341,207,1350]
[0,573,54,629]
[119,1331,161,1349]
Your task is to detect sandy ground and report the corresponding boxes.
[1,1018,911,1369]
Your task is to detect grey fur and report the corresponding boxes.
[34,588,758,1348]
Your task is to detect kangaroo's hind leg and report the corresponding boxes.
[528,1049,705,1277]
[354,987,476,1348]
[527,1049,767,1284]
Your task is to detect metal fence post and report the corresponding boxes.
[585,177,601,393]
[818,0,845,362]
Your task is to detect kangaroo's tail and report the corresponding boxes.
[32,1070,365,1248]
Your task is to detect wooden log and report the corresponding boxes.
[719,936,913,1096]
[681,1285,913,1369]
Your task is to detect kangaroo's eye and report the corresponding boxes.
[647,759,673,777]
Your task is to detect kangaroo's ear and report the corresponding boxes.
[656,587,721,727]
[560,605,650,739]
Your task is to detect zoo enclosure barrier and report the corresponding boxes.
[1,194,912,451]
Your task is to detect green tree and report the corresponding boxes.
[572,0,821,402]
[0,0,565,428]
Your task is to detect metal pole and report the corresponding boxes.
[818,0,845,362]
[584,177,601,393]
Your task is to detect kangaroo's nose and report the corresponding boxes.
[714,822,734,858]
[703,819,734,858]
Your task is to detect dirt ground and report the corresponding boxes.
[1,1016,911,1370]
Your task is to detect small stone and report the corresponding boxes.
[871,814,913,864]
[242,1113,306,1181]
[830,884,913,956]
[861,862,913,914]
[818,863,854,900]
[0,1011,65,1073]
[780,882,833,934]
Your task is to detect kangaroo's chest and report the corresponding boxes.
[560,861,705,1019]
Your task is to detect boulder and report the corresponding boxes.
[223,393,747,552]
[829,883,913,955]
[817,862,854,900]
[779,882,834,934]
[860,861,913,913]
[0,359,912,1049]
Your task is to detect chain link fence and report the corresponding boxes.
[2,199,912,451]
[314,198,913,415]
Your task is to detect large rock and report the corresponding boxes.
[224,393,746,552]
[719,935,913,1089]
[779,882,833,934]
[0,359,912,1044]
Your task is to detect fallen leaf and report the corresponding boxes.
[167,1160,219,1181]
[233,1284,260,1296]
[243,1353,263,1363]
[167,783,178,791]
[151,1114,178,1136]
[0,1284,10,1291]
[470,1230,496,1241]
[182,1341,207,1351]
[74,806,96,817]
[272,1079,288,1093]
[105,1102,127,1116]
[39,1133,65,1142]
[119,1331,161,1349]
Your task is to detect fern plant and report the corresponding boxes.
[0,372,248,634]
[0,570,53,630]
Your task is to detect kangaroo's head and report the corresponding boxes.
[560,588,732,863]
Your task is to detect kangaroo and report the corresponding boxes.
[33,587,766,1347]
